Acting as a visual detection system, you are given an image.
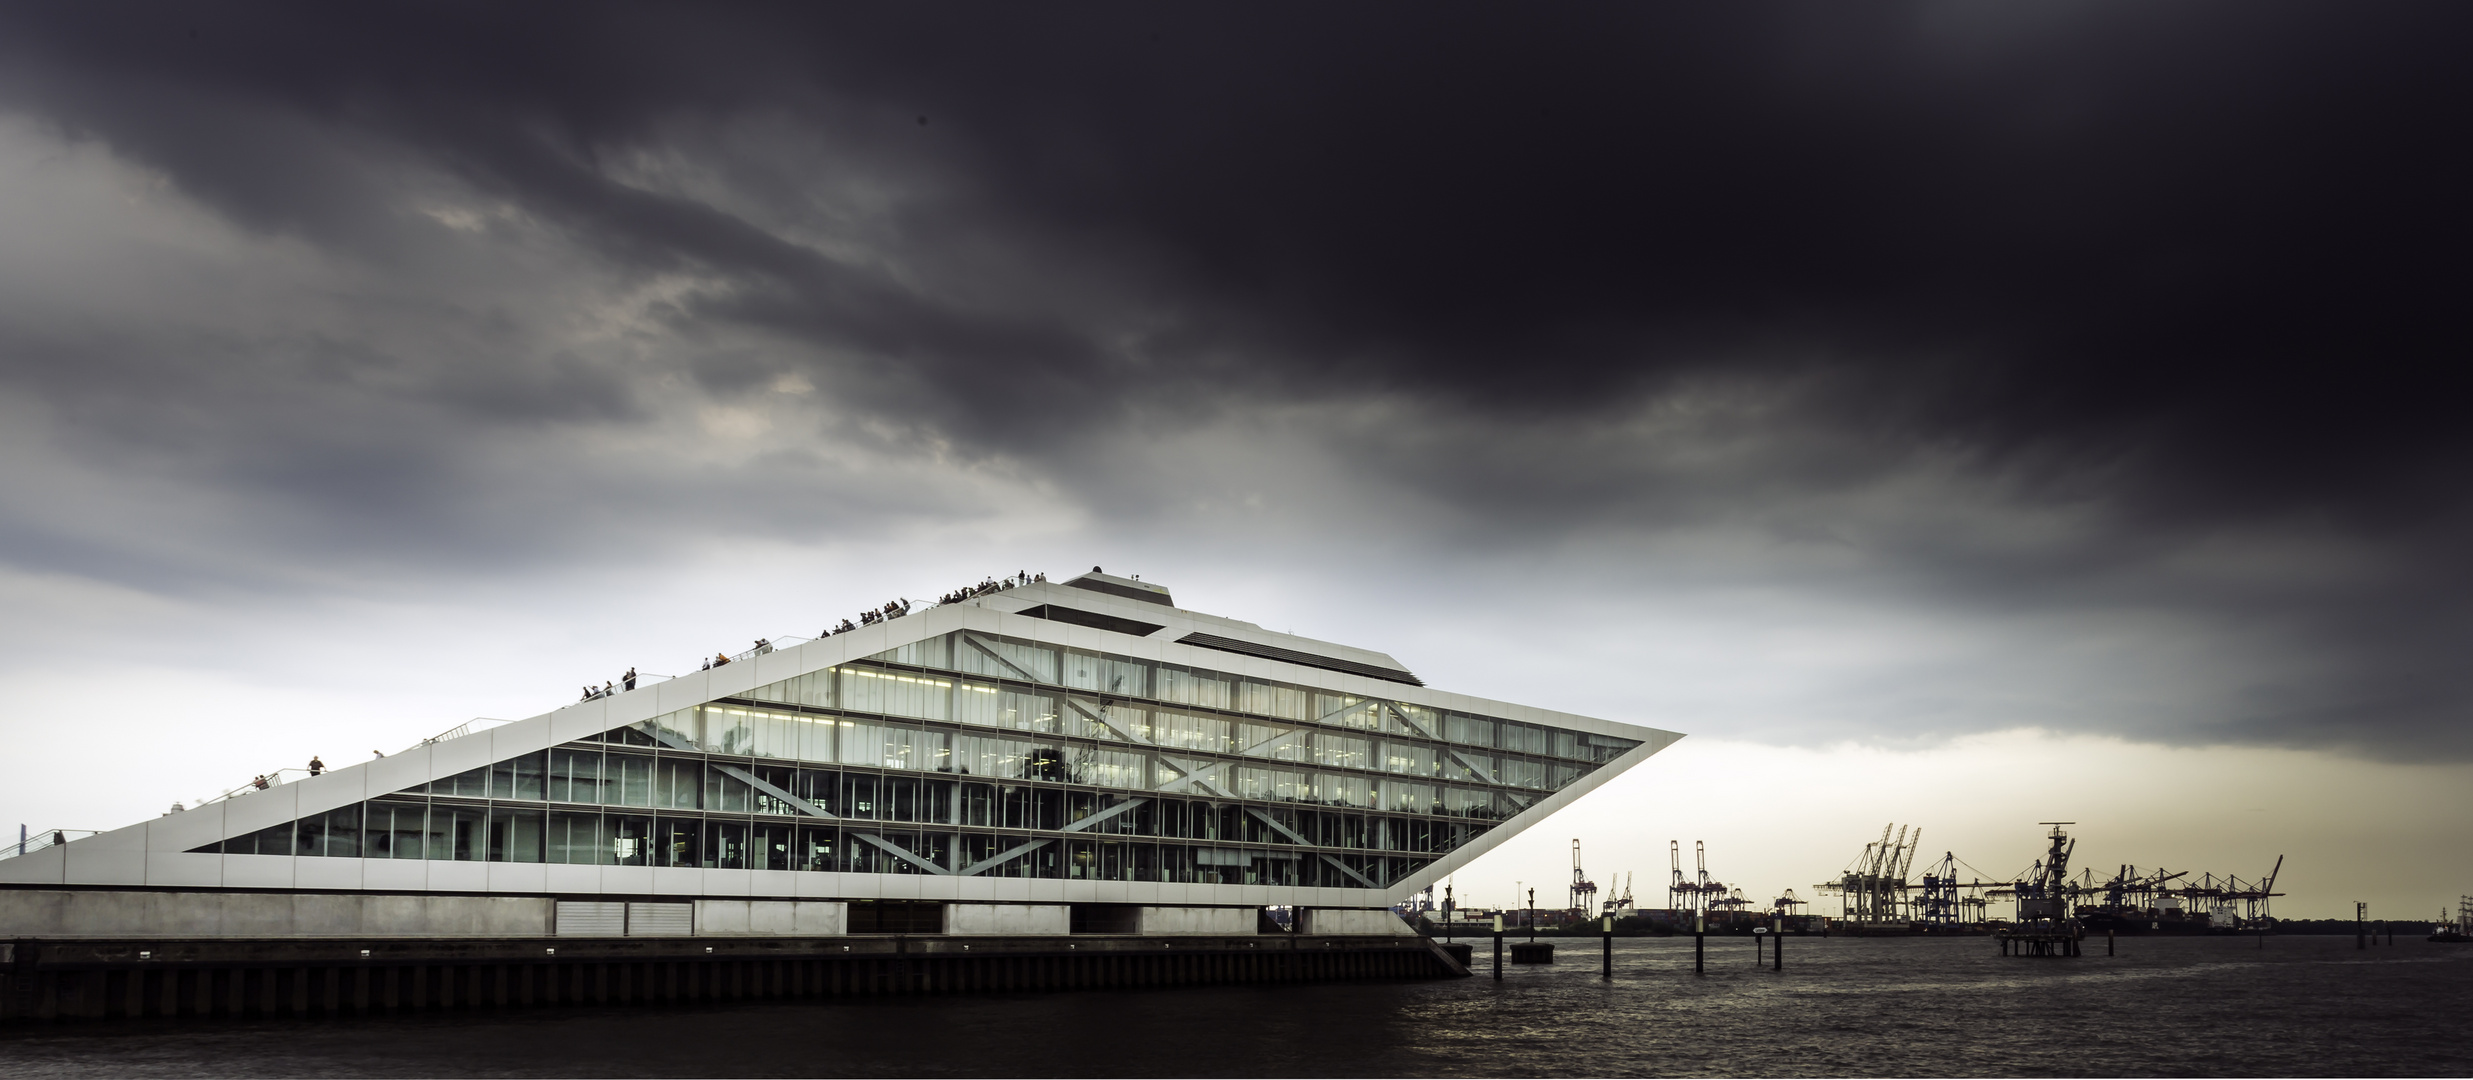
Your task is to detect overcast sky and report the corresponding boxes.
[1,3,2465,918]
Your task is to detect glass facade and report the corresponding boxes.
[200,631,1639,890]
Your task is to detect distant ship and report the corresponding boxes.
[2075,903,2215,935]
[2072,856,2283,935]
[2431,900,2471,944]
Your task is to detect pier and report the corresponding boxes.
[2,931,1463,1023]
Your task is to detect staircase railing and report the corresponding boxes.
[0,827,103,861]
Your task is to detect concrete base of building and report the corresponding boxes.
[0,890,1390,943]
[1299,908,1417,936]
[0,889,555,940]
[0,932,1463,1023]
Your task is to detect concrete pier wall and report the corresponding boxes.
[1,891,1367,942]
[0,890,553,940]
[1300,908,1415,936]
[944,904,1068,936]
[0,932,1460,1024]
[1136,906,1258,935]
[688,901,847,937]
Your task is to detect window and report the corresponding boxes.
[705,820,750,869]
[608,753,654,807]
[427,804,484,861]
[547,810,603,864]
[653,816,699,867]
[1445,713,1496,748]
[1311,733,1370,770]
[705,764,752,813]
[491,751,547,801]
[431,766,488,798]
[654,757,702,809]
[549,748,605,804]
[317,803,362,858]
[487,806,544,862]
[368,798,426,859]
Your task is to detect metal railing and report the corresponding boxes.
[93,605,972,840]
[0,827,102,861]
[414,717,514,748]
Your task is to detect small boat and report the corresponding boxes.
[2426,904,2469,943]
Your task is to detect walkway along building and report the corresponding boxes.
[0,571,1680,1018]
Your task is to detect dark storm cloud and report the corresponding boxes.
[0,2,2467,755]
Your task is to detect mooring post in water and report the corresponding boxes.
[2357,902,2366,949]
[1774,918,1783,972]
[1601,915,1613,979]
[1493,913,1504,981]
[1694,913,1705,975]
[2108,928,2114,956]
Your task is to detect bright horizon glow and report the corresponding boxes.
[1447,730,2471,923]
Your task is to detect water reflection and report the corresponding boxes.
[0,936,2464,1077]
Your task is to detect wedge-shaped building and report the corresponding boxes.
[2,572,1679,938]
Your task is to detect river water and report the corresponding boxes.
[2,934,2465,1077]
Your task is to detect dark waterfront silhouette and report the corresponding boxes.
[2,935,2465,1077]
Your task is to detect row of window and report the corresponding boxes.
[300,787,1492,848]
[753,632,1637,764]
[206,801,1440,888]
[434,746,1535,820]
[612,703,1587,795]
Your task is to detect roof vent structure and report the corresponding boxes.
[1060,571,1174,607]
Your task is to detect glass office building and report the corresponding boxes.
[23,572,1680,923]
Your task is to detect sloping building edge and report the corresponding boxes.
[3,601,1678,909]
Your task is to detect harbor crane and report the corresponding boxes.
[1569,840,1598,914]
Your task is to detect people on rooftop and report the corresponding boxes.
[307,756,325,777]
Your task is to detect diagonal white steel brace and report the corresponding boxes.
[962,632,1046,683]
[1446,748,1498,784]
[1061,695,1144,743]
[1243,806,1315,847]
[711,763,835,819]
[1384,702,1442,740]
[960,837,1053,877]
[1320,853,1383,890]
[1316,696,1375,724]
[851,831,954,875]
[1238,807,1380,889]
[1237,727,1308,760]
[1155,755,1232,797]
[1058,797,1150,834]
